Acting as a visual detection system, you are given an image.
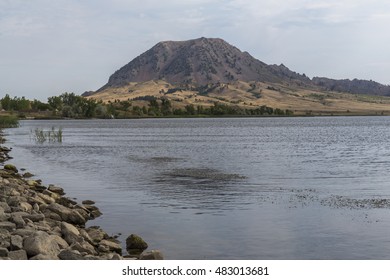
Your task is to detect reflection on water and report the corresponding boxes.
[4,117,390,259]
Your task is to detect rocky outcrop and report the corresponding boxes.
[87,37,390,99]
[0,137,162,260]
[96,37,310,91]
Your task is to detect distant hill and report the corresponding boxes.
[97,37,311,91]
[312,77,390,96]
[83,37,390,115]
[92,37,390,97]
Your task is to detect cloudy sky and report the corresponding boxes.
[1,0,390,100]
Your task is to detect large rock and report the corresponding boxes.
[0,202,10,213]
[37,193,55,204]
[83,205,102,219]
[4,164,18,173]
[10,235,23,250]
[57,197,77,208]
[18,201,33,212]
[30,254,59,260]
[86,227,108,243]
[0,206,7,222]
[61,222,82,245]
[139,250,164,260]
[24,213,45,223]
[99,239,122,254]
[79,229,94,244]
[0,247,9,257]
[7,196,27,207]
[51,235,69,250]
[22,172,34,178]
[42,190,61,200]
[58,249,85,260]
[0,228,10,247]
[12,228,36,237]
[48,185,65,195]
[70,241,97,255]
[8,249,28,260]
[47,203,86,225]
[23,231,60,258]
[0,221,16,231]
[82,200,95,205]
[27,196,47,208]
[126,234,148,254]
[11,215,26,229]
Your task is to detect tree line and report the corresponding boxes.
[0,93,293,118]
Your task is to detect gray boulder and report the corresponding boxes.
[48,185,65,195]
[99,239,122,254]
[70,241,97,255]
[51,235,69,250]
[0,221,16,231]
[30,254,59,260]
[140,250,164,260]
[58,249,85,260]
[86,227,107,243]
[47,203,86,225]
[10,235,23,250]
[23,231,60,258]
[0,247,9,257]
[61,222,82,245]
[9,249,28,260]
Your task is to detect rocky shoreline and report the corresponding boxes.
[0,133,163,260]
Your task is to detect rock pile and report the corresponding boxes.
[0,136,162,260]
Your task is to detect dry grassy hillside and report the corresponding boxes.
[86,80,390,116]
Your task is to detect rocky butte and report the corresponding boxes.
[94,37,390,96]
[85,37,390,115]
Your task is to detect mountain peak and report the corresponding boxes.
[99,37,309,91]
[97,38,390,96]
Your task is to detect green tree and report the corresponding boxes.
[48,96,63,110]
[161,98,172,116]
[185,104,196,115]
[1,94,11,111]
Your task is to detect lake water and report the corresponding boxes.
[4,117,390,259]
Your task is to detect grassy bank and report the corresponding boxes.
[0,115,19,128]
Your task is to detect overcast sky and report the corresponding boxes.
[1,0,390,100]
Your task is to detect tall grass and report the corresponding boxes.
[31,127,63,143]
[0,115,19,129]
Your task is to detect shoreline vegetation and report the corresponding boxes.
[0,118,163,260]
[2,92,390,121]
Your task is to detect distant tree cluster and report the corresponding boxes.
[1,94,44,112]
[48,92,100,118]
[0,92,293,119]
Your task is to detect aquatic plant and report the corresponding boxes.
[31,127,63,143]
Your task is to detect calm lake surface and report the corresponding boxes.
[4,117,390,259]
